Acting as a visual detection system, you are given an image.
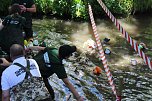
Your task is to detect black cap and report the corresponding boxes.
[59,45,77,59]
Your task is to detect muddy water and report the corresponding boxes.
[33,15,152,100]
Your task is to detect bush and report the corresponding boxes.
[133,0,152,12]
[103,0,133,15]
[34,0,53,14]
[1,0,152,20]
[35,0,71,17]
[0,0,10,16]
[34,0,134,19]
[71,0,88,20]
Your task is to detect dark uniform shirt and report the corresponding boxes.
[0,14,25,54]
[11,0,35,28]
[2,15,25,29]
[34,47,68,79]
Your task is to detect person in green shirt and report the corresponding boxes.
[0,4,26,56]
[27,45,84,101]
[11,0,36,41]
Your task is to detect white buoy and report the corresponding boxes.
[33,40,39,46]
[131,59,137,66]
[104,48,111,55]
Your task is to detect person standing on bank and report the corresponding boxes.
[0,4,26,55]
[11,0,36,41]
[1,44,41,101]
[27,45,84,101]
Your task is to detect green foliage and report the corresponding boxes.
[34,0,134,19]
[103,0,133,15]
[35,0,87,19]
[34,0,54,14]
[87,0,105,17]
[133,0,152,12]
[71,0,87,20]
[0,0,10,15]
[51,0,70,16]
[1,0,152,20]
[34,0,71,16]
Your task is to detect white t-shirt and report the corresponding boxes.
[1,57,41,90]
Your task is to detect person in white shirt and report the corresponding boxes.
[1,44,41,101]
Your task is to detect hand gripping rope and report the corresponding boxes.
[88,4,120,101]
[97,0,152,70]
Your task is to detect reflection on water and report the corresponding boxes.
[33,15,152,100]
[115,71,152,101]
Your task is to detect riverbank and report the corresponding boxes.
[32,14,152,100]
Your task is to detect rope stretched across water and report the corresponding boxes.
[88,4,120,101]
[97,0,152,70]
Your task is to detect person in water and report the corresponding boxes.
[27,45,84,101]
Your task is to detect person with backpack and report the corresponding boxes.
[0,4,25,56]
[11,0,36,41]
[28,45,84,101]
[1,44,39,100]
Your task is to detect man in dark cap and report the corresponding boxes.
[27,45,83,101]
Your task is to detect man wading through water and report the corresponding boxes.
[26,45,84,101]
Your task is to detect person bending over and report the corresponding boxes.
[28,45,84,101]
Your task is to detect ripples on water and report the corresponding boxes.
[35,31,105,101]
[33,17,152,100]
[115,71,152,101]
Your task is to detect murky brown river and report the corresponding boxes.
[33,14,152,101]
